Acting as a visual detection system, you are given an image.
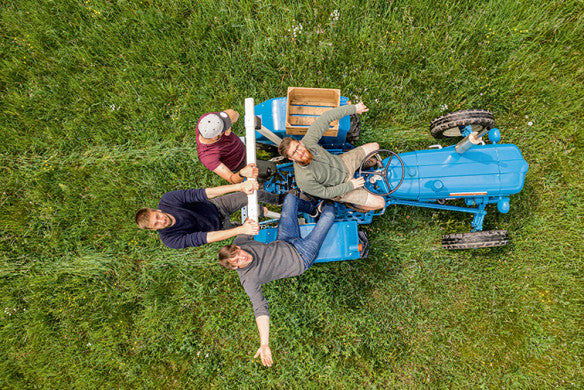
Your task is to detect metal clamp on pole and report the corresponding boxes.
[244,98,259,226]
[455,127,489,154]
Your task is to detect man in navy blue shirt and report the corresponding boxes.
[135,180,280,248]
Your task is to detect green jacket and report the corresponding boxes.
[293,104,357,199]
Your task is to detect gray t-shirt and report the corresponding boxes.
[234,235,304,318]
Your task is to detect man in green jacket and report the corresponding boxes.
[278,102,385,211]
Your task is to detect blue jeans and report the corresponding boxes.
[276,194,336,270]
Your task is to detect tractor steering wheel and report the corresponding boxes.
[358,149,405,196]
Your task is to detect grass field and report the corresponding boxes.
[1,0,583,388]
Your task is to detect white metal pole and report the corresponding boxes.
[244,98,259,224]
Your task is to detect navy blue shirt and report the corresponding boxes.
[157,189,222,249]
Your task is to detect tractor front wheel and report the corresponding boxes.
[442,230,508,249]
[430,109,495,138]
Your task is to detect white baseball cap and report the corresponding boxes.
[197,111,232,139]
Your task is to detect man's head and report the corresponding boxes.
[218,245,253,269]
[135,208,175,231]
[278,137,313,165]
[197,111,232,140]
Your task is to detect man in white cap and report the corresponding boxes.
[196,109,275,184]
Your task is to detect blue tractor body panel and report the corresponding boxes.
[255,220,362,263]
[383,144,528,201]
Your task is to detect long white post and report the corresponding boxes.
[244,98,259,224]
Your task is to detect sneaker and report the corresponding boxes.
[310,200,335,218]
[309,200,324,218]
[363,156,381,169]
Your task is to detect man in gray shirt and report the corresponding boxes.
[218,193,336,367]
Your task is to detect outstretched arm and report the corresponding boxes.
[206,219,259,244]
[253,315,273,367]
[302,104,357,146]
[205,180,258,199]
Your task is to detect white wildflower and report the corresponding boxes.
[290,22,303,39]
[528,121,533,126]
[440,104,448,111]
[330,10,340,21]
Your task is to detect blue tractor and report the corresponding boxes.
[246,88,529,261]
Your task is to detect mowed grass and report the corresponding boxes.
[1,0,583,388]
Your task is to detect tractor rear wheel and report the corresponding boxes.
[358,231,370,258]
[346,114,361,145]
[430,109,495,138]
[442,230,508,249]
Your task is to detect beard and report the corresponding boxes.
[297,149,314,165]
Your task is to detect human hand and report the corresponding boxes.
[355,102,369,114]
[350,177,365,189]
[241,219,260,235]
[240,163,259,179]
[223,109,239,135]
[254,345,273,367]
[224,109,239,123]
[240,180,259,194]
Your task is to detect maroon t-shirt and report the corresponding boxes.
[196,131,246,171]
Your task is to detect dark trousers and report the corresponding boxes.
[208,190,279,229]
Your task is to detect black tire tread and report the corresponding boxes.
[430,109,494,127]
[442,230,508,249]
[358,230,369,258]
[346,114,361,144]
[430,109,495,139]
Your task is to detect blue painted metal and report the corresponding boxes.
[461,125,473,137]
[488,128,501,143]
[255,221,362,262]
[361,142,528,231]
[390,144,528,201]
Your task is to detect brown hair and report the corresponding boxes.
[218,244,238,269]
[278,137,295,158]
[135,207,155,229]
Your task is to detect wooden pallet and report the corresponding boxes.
[285,87,341,136]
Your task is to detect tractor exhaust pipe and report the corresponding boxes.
[455,128,489,154]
